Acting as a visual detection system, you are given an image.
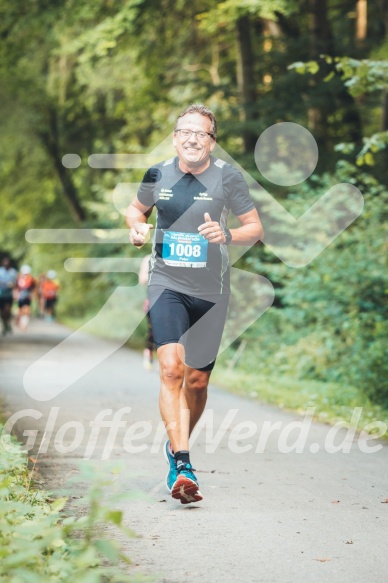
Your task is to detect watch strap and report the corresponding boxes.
[222,228,232,245]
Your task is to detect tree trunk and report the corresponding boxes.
[236,15,258,154]
[356,0,367,45]
[49,149,87,224]
[381,88,388,131]
[39,108,86,223]
[383,0,388,38]
[308,0,333,55]
[379,2,388,130]
[307,0,333,152]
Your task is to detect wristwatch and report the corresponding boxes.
[222,228,232,245]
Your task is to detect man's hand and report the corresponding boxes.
[129,222,154,247]
[198,212,226,244]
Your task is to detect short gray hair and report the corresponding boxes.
[175,103,217,138]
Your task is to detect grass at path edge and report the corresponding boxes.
[211,357,388,439]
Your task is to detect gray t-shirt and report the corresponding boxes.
[137,156,254,296]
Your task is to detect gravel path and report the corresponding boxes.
[1,318,387,583]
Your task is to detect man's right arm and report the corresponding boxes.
[127,166,161,246]
[126,197,154,247]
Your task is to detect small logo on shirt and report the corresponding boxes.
[158,188,174,200]
[194,191,213,201]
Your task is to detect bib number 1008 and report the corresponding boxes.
[161,231,208,267]
[169,243,202,258]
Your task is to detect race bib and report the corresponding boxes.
[161,231,208,268]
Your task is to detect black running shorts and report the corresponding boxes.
[18,297,32,308]
[148,286,229,371]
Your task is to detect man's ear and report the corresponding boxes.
[209,138,216,152]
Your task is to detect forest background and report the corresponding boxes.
[0,0,387,423]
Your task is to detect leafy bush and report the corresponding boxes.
[241,162,388,406]
[0,429,145,583]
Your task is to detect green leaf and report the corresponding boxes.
[104,509,123,526]
[94,539,120,561]
[62,515,76,525]
[50,497,68,512]
[50,538,66,548]
[306,61,319,75]
[3,569,42,583]
[288,61,306,73]
[323,71,335,82]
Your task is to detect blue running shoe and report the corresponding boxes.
[171,462,203,504]
[164,440,178,493]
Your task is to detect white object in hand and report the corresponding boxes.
[137,224,151,248]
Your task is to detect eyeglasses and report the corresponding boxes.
[175,129,214,141]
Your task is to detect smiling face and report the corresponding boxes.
[173,112,216,173]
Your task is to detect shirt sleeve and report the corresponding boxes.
[137,167,161,208]
[223,165,255,217]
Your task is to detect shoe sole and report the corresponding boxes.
[171,475,203,505]
[163,440,174,493]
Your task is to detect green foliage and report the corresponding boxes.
[0,430,145,582]
[241,161,388,407]
[327,56,388,97]
[197,0,296,33]
[289,53,388,170]
[356,132,388,166]
[212,363,388,436]
[288,60,320,76]
[289,55,388,97]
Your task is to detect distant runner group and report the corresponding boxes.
[0,256,60,335]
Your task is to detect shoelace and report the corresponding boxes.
[176,463,196,474]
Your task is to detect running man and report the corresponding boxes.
[41,270,60,320]
[0,256,17,336]
[127,104,263,504]
[15,265,36,331]
[36,273,47,318]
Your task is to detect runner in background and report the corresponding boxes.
[15,265,36,331]
[139,254,155,370]
[0,256,17,336]
[36,273,47,317]
[41,270,60,321]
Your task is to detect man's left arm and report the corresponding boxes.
[198,209,263,246]
[228,208,263,246]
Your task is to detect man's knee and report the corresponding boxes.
[185,370,210,394]
[158,346,184,386]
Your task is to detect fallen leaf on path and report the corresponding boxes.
[345,540,353,544]
[380,499,388,503]
[29,457,38,463]
[313,558,331,562]
[331,500,340,504]
[158,499,166,503]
